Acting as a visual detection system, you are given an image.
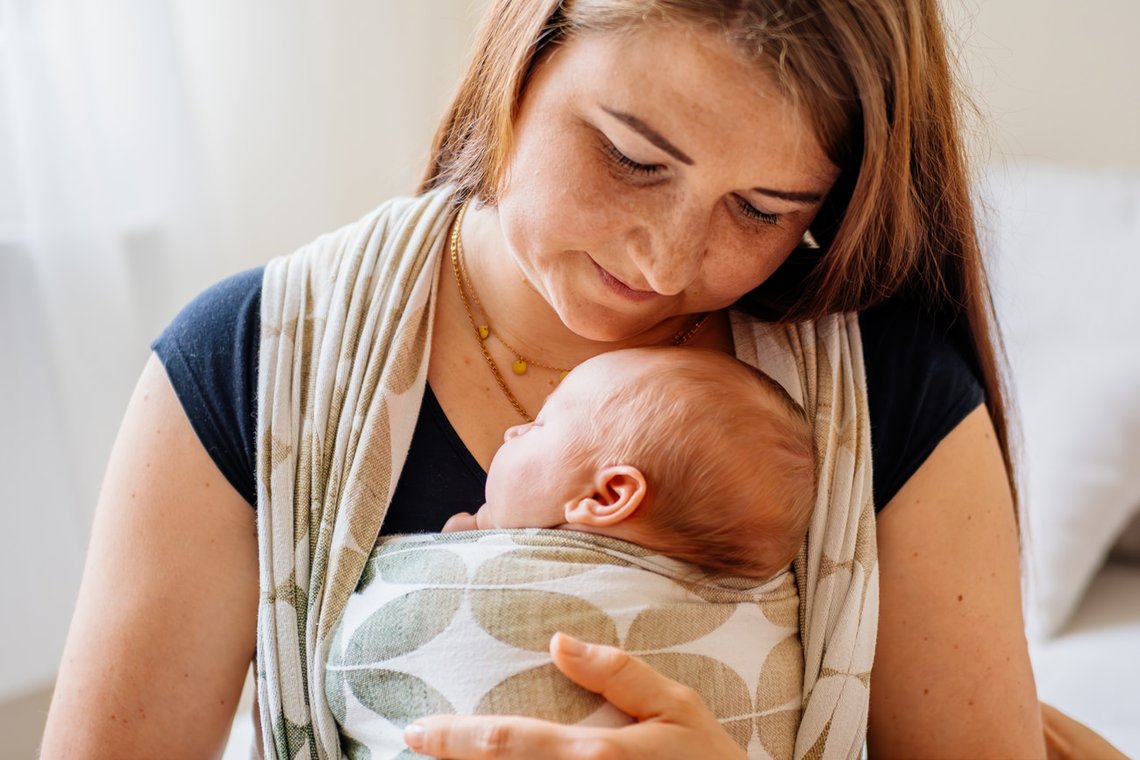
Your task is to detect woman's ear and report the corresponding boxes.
[564,465,647,527]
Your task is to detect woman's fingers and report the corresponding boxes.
[405,714,605,759]
[548,632,707,723]
[404,634,746,759]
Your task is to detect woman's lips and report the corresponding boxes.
[589,258,659,302]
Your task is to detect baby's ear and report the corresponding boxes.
[564,465,647,527]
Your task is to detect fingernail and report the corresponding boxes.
[555,632,587,656]
[404,722,425,748]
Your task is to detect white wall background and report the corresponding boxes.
[946,0,1140,171]
[0,0,483,702]
[0,0,1137,707]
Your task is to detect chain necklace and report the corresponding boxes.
[456,236,571,377]
[449,202,710,422]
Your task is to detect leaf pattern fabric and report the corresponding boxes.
[330,531,800,759]
[255,187,877,759]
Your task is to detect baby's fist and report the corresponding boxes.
[442,512,480,533]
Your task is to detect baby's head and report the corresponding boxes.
[480,346,816,580]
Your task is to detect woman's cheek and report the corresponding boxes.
[726,219,806,282]
[555,164,636,235]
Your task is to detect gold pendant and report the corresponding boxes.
[512,358,528,375]
[477,325,490,340]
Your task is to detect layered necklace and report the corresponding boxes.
[449,201,709,422]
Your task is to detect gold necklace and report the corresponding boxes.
[449,202,710,422]
[457,235,570,376]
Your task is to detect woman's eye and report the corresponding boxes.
[603,139,662,176]
[734,195,781,226]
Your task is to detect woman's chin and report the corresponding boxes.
[552,302,642,341]
[559,309,683,346]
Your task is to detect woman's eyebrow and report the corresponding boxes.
[603,107,826,204]
[751,186,825,204]
[602,107,694,166]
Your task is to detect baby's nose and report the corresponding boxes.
[503,423,529,442]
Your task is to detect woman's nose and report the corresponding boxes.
[636,206,709,295]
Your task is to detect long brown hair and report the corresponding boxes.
[421,0,1017,512]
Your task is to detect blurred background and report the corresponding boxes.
[1,0,1138,757]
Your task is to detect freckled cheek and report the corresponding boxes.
[500,162,617,256]
[701,240,794,300]
[544,166,633,248]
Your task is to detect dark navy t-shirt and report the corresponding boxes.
[152,267,983,530]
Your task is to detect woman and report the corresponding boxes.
[41,1,1048,758]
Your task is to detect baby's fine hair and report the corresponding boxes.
[566,347,817,580]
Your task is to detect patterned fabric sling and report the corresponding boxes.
[329,530,803,760]
[255,186,878,759]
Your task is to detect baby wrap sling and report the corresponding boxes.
[330,530,801,760]
[255,187,878,759]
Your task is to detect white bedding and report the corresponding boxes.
[1029,561,1140,757]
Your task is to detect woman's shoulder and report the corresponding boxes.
[155,267,264,349]
[151,267,264,507]
[149,188,456,507]
[857,297,984,512]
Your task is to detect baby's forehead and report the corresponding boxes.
[572,352,656,393]
[592,350,671,380]
[543,353,649,414]
[551,349,768,419]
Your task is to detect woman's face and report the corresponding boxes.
[492,22,839,342]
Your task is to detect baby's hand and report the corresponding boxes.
[442,512,480,533]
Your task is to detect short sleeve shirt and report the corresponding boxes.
[152,267,984,530]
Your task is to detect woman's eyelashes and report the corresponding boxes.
[732,195,781,226]
[600,136,782,226]
[601,138,663,177]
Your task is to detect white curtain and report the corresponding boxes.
[0,0,216,699]
[0,0,481,702]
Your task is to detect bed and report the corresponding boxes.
[1030,559,1140,756]
[987,161,1140,757]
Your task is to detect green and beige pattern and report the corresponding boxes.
[328,529,802,760]
[255,187,877,759]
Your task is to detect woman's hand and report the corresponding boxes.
[403,632,748,760]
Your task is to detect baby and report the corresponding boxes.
[443,345,817,580]
[329,347,818,759]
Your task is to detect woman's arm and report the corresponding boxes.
[867,404,1044,759]
[40,354,259,759]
